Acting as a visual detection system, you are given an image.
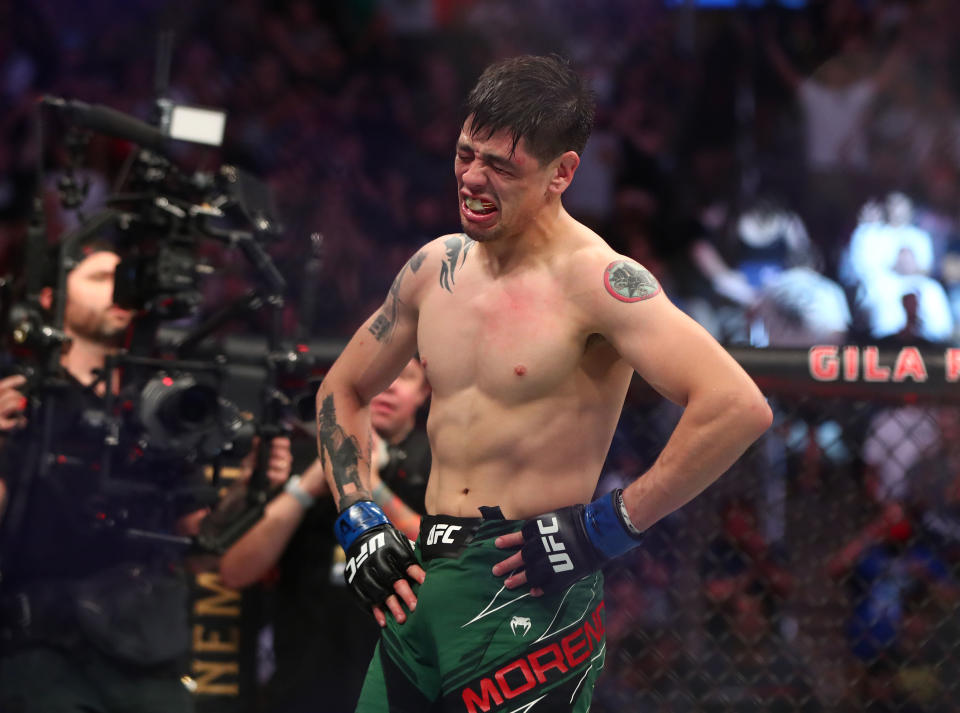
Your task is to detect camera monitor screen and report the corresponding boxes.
[168,104,226,147]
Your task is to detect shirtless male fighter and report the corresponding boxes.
[316,54,773,713]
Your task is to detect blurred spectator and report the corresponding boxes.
[862,405,941,503]
[593,633,690,713]
[696,497,812,712]
[688,204,775,310]
[689,198,851,345]
[764,18,903,172]
[738,204,851,347]
[751,267,852,347]
[764,15,905,254]
[907,407,960,562]
[827,499,959,712]
[594,565,690,713]
[840,192,954,342]
[701,497,794,643]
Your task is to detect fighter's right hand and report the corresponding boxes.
[335,501,425,627]
[0,375,28,431]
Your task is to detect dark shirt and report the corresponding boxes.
[379,427,431,516]
[0,371,211,589]
[267,495,377,713]
[264,427,430,712]
[845,541,950,662]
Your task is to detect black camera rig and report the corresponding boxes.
[0,58,319,566]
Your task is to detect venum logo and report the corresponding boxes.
[510,616,532,637]
[537,517,573,573]
[344,532,386,583]
[426,523,462,546]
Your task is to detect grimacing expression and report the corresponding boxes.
[370,359,429,441]
[63,251,133,343]
[455,121,555,244]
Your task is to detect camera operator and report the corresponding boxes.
[0,236,290,713]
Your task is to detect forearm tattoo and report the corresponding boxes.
[317,394,369,509]
[439,234,475,292]
[603,260,661,302]
[368,250,427,343]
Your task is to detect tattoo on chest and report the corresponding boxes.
[439,234,475,292]
[603,260,661,303]
[368,250,427,343]
[317,394,367,504]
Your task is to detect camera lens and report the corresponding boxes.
[141,372,221,445]
[157,382,217,432]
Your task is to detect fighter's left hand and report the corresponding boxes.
[492,529,544,596]
[492,490,645,596]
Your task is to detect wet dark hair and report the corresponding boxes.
[463,54,595,165]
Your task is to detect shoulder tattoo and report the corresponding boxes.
[409,250,427,273]
[603,260,661,303]
[368,249,427,343]
[439,234,475,292]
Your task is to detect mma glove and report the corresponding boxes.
[335,501,417,608]
[519,489,644,594]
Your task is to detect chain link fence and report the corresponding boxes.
[593,346,960,713]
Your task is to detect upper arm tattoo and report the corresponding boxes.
[603,260,661,302]
[317,393,368,508]
[368,250,427,343]
[439,234,475,292]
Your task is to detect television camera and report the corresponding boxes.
[0,92,320,559]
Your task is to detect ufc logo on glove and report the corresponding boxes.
[536,517,574,573]
[334,501,419,608]
[518,490,646,594]
[345,531,386,583]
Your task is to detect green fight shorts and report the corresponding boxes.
[355,506,606,713]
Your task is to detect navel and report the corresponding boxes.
[462,488,470,495]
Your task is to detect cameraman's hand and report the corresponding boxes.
[265,436,293,487]
[298,457,330,499]
[0,375,28,431]
[239,436,293,489]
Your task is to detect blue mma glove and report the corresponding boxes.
[335,501,417,607]
[520,489,643,594]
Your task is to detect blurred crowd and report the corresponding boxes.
[3,0,960,344]
[4,1,960,711]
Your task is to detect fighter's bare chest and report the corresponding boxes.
[417,274,586,399]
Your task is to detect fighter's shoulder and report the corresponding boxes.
[404,233,477,293]
[403,234,471,274]
[389,236,453,294]
[567,246,662,308]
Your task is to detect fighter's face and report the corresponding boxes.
[63,251,133,344]
[454,120,553,243]
[369,359,429,442]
